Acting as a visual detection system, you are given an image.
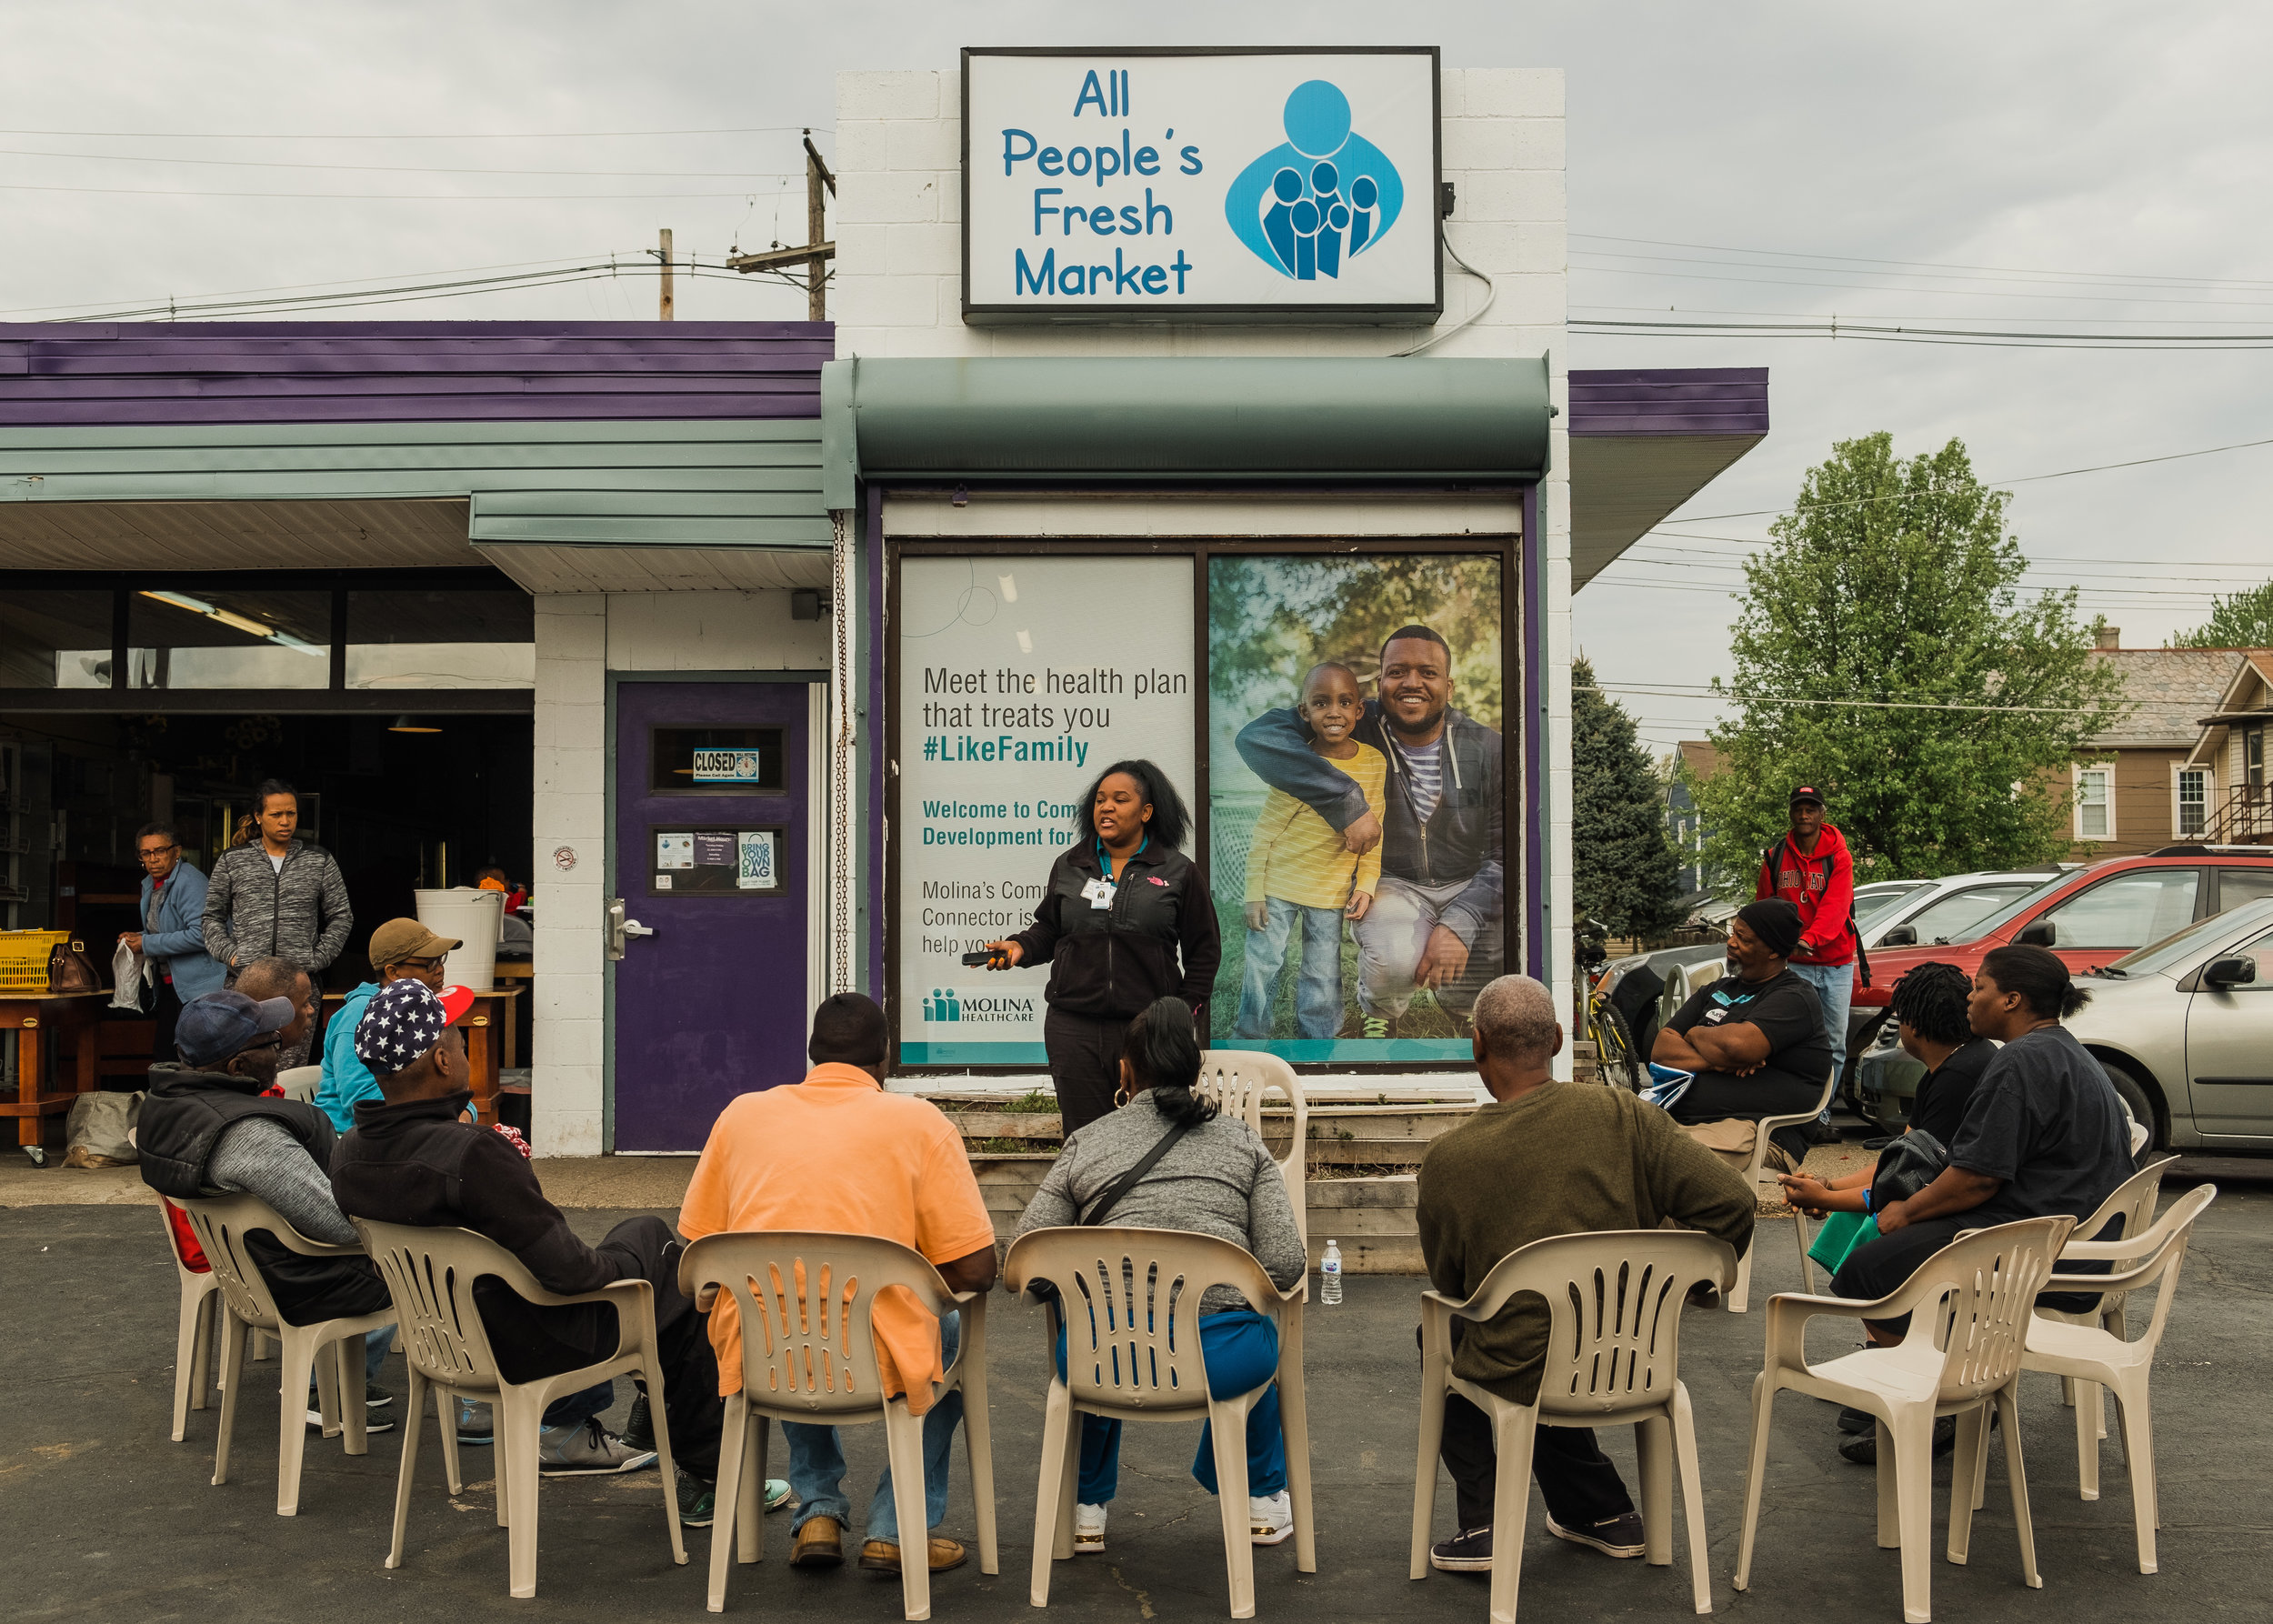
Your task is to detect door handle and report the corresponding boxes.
[606,897,658,961]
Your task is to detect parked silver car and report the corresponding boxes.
[1856,895,2273,1149]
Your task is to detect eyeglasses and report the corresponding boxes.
[137,845,179,862]
[400,956,447,972]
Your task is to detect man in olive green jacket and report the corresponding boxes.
[1416,974,1754,1572]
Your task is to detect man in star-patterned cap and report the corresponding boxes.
[331,977,737,1516]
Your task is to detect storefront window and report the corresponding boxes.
[345,589,534,689]
[0,590,115,687]
[891,543,1513,1069]
[127,589,332,690]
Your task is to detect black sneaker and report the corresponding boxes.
[676,1467,716,1529]
[1801,1120,1843,1147]
[1837,1406,1873,1435]
[623,1392,655,1452]
[1838,1415,1958,1466]
[1429,1526,1494,1572]
[365,1380,395,1412]
[305,1402,395,1436]
[1546,1511,1646,1558]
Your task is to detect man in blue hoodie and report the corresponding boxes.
[315,917,458,1132]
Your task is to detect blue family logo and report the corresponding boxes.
[1225,80,1404,281]
[923,987,1037,1026]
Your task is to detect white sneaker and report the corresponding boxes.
[1249,1490,1293,1546]
[1075,1502,1107,1553]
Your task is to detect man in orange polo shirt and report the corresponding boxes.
[677,993,998,1578]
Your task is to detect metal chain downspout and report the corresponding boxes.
[829,506,856,994]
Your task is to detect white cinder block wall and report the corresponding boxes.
[833,65,1578,1062]
[530,591,831,1156]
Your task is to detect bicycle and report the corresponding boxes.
[1573,918,1646,1091]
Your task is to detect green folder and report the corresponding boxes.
[1807,1208,1879,1275]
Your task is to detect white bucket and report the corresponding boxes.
[414,887,505,992]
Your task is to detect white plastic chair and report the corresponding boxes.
[1725,1069,1838,1313]
[175,1193,396,1516]
[1733,1215,2075,1624]
[1410,1229,1737,1622]
[2037,1155,2175,1477]
[2015,1183,2218,1573]
[1005,1226,1315,1620]
[353,1218,687,1599]
[275,1065,322,1103]
[161,1198,223,1441]
[679,1231,996,1621]
[1198,1050,1309,1243]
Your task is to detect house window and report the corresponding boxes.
[2178,768,2208,837]
[2248,725,2266,794]
[2078,767,2112,838]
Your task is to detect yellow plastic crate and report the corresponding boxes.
[0,929,74,992]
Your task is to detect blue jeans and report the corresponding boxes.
[1787,959,1853,1119]
[784,1310,963,1543]
[1054,1309,1285,1503]
[1236,897,1346,1039]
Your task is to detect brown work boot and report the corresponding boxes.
[791,1515,845,1568]
[858,1535,967,1574]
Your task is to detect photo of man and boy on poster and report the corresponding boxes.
[1208,554,1505,1059]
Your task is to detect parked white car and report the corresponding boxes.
[1858,868,2068,954]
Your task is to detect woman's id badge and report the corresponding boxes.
[1081,877,1116,909]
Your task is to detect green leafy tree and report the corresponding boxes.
[2169,580,2273,648]
[1692,433,2129,887]
[1572,656,1685,938]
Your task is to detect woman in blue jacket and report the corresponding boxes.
[121,821,226,1062]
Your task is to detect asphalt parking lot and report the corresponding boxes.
[6,1182,2266,1623]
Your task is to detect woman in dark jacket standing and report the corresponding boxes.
[984,758,1220,1136]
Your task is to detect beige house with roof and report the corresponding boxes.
[2067,637,2247,857]
[2180,650,2273,846]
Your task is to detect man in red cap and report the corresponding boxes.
[1756,786,1863,1140]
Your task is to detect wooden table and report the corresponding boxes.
[317,987,523,1126]
[0,991,111,1147]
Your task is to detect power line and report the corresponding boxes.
[0,253,641,316]
[1572,316,2273,350]
[1648,528,2273,572]
[46,260,805,323]
[0,124,831,140]
[1570,233,2273,293]
[1616,547,2262,592]
[1571,258,2273,311]
[1578,683,2112,717]
[1649,435,2273,523]
[0,180,776,200]
[0,146,798,178]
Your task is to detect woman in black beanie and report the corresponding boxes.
[1650,898,1835,1162]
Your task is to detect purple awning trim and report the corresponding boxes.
[0,320,830,426]
[1567,367,1768,437]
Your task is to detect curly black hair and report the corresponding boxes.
[1074,758,1191,849]
[1888,961,1974,1047]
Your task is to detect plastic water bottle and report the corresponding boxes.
[1320,1239,1344,1306]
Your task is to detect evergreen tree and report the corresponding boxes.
[2169,580,2273,648]
[1692,433,2129,885]
[1572,656,1685,939]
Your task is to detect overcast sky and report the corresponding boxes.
[8,2,2269,753]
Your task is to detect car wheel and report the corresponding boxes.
[2099,1058,2160,1157]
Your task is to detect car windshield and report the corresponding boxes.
[1943,870,2077,944]
[2110,898,2273,977]
[1853,884,1926,926]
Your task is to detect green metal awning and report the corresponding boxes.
[820,356,1550,507]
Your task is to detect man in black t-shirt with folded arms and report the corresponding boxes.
[1651,899,1832,1164]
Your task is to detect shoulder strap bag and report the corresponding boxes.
[1079,1119,1195,1227]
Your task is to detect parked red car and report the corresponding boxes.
[1854,847,2273,1036]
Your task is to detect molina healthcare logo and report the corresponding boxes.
[1225,80,1405,282]
[923,987,1036,1025]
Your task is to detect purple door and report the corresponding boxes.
[611,678,815,1151]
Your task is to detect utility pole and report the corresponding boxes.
[727,130,835,319]
[657,227,675,321]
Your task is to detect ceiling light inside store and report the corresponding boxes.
[388,715,444,734]
[139,589,325,655]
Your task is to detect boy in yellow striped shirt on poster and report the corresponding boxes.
[1235,662,1389,1040]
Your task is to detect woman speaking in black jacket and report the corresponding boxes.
[984,758,1221,1136]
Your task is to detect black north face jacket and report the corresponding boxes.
[1011,840,1221,1020]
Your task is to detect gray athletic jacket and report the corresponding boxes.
[201,840,354,974]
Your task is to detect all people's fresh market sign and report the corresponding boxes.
[962,47,1441,323]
